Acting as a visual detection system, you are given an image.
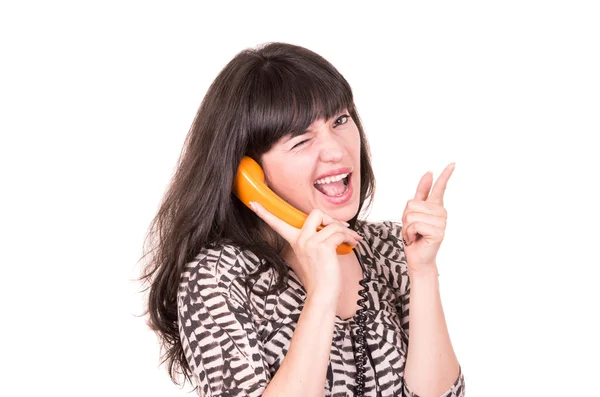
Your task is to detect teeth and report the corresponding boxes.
[314,173,349,185]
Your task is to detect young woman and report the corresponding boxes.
[140,42,465,397]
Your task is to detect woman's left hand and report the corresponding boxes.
[401,162,456,275]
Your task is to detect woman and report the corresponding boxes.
[140,42,465,397]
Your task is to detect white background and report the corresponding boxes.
[1,1,599,396]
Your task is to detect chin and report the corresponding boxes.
[340,203,361,222]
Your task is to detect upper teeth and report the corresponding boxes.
[314,173,349,185]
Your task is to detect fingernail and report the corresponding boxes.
[342,221,350,227]
[249,201,258,212]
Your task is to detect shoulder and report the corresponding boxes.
[178,243,264,305]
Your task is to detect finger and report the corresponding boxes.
[414,171,433,201]
[313,222,362,243]
[302,209,352,236]
[401,222,409,247]
[249,201,298,243]
[321,212,350,227]
[427,162,456,205]
[304,208,331,231]
[402,222,415,246]
[404,222,444,245]
[323,230,361,249]
[404,199,447,218]
[294,209,331,247]
[402,212,446,231]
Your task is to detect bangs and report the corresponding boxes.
[244,61,354,158]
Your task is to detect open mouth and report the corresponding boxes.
[313,172,350,197]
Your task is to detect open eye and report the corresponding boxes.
[334,114,350,127]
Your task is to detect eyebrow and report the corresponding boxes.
[283,127,310,142]
[282,109,348,143]
[282,132,304,144]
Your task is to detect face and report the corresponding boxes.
[260,108,361,223]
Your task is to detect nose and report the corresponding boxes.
[317,129,345,163]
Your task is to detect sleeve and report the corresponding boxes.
[382,221,466,397]
[177,246,271,397]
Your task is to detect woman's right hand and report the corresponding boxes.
[249,201,363,303]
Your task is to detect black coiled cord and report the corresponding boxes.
[353,250,371,397]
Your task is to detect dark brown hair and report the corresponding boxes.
[138,42,376,388]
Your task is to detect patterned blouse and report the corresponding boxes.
[178,220,465,396]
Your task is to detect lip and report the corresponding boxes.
[314,167,353,182]
[315,172,354,205]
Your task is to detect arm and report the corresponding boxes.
[263,293,337,397]
[178,246,338,397]
[396,162,465,396]
[384,220,464,397]
[402,267,464,397]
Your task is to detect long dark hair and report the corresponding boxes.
[138,42,376,387]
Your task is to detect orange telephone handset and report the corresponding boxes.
[232,156,355,255]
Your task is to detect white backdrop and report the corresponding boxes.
[1,1,599,396]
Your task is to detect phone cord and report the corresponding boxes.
[354,251,371,397]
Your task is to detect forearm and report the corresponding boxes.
[403,266,460,397]
[263,294,336,397]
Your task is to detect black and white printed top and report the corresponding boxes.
[177,220,465,397]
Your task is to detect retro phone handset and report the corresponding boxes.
[232,156,355,255]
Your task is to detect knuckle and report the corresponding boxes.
[310,208,324,217]
[296,234,307,247]
[316,241,328,250]
[332,223,345,231]
[323,223,342,232]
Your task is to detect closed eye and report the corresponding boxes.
[291,113,351,149]
[292,139,310,149]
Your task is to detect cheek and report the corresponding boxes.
[268,165,301,193]
[272,166,314,205]
[353,129,361,152]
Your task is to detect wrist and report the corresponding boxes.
[408,264,439,280]
[306,291,339,311]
